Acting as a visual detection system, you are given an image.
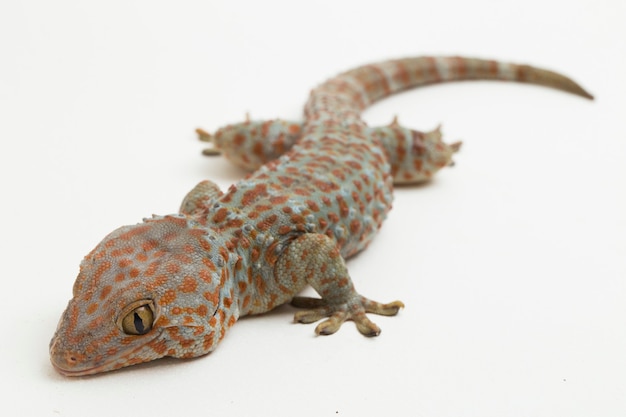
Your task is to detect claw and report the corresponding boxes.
[201,148,222,156]
[389,115,400,127]
[196,128,212,142]
[449,141,462,153]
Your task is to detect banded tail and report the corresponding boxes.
[305,56,593,120]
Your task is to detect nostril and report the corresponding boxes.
[63,352,81,366]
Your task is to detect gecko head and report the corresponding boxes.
[50,215,235,376]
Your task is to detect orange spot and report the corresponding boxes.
[111,246,134,258]
[200,239,212,252]
[179,276,198,293]
[252,141,264,157]
[202,332,215,350]
[313,180,339,193]
[118,259,132,268]
[145,262,158,276]
[204,290,219,304]
[336,196,349,217]
[93,260,111,285]
[160,289,177,305]
[212,207,228,223]
[234,257,243,271]
[202,257,216,271]
[199,269,213,284]
[306,200,320,212]
[148,339,167,355]
[288,123,300,134]
[142,240,158,252]
[155,316,170,327]
[242,183,268,206]
[255,274,266,295]
[278,225,292,234]
[197,305,208,317]
[226,218,244,229]
[146,275,168,291]
[242,295,250,310]
[86,303,98,315]
[257,214,277,231]
[219,247,229,263]
[120,337,134,346]
[166,262,180,274]
[220,268,229,285]
[176,253,193,264]
[255,204,272,212]
[100,285,112,300]
[350,219,361,234]
[119,225,151,241]
[277,176,295,187]
[269,195,288,205]
[233,133,245,146]
[88,315,104,330]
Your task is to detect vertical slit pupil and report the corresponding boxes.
[134,312,145,333]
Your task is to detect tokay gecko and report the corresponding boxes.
[50,56,592,376]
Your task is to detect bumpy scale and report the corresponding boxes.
[50,56,592,376]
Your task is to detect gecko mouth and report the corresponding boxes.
[50,332,163,377]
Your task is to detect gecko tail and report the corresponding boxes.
[515,64,593,100]
[309,57,594,117]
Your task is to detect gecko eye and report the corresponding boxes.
[118,300,155,335]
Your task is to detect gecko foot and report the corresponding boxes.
[196,128,222,156]
[291,295,404,337]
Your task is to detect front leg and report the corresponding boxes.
[276,233,404,336]
[197,119,302,171]
[180,180,224,216]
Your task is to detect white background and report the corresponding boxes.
[1,1,624,416]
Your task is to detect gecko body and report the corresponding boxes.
[50,56,591,376]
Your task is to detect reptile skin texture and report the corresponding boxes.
[50,56,592,376]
